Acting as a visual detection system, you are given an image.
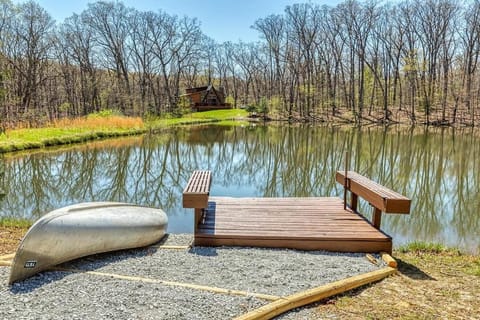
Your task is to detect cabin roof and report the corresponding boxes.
[185,86,209,94]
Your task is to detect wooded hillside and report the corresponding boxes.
[1,0,479,127]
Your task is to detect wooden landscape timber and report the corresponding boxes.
[51,267,281,302]
[234,266,398,320]
[0,253,15,261]
[0,253,14,266]
[381,252,398,268]
[0,260,12,267]
[183,170,411,253]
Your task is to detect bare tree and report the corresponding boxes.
[397,1,420,122]
[287,3,322,117]
[127,10,157,115]
[58,13,101,116]
[253,14,287,107]
[459,1,480,125]
[83,1,132,113]
[413,0,458,124]
[6,1,54,123]
[223,42,240,107]
[0,0,14,128]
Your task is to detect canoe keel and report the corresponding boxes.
[8,202,168,285]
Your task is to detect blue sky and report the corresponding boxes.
[12,0,343,43]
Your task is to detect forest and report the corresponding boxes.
[1,0,480,127]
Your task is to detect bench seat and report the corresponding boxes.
[336,171,410,213]
[336,171,411,228]
[183,170,212,209]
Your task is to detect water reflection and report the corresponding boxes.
[0,125,478,253]
[0,153,5,204]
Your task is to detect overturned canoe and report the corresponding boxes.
[9,202,168,284]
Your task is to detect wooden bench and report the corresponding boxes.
[183,170,212,232]
[336,171,411,229]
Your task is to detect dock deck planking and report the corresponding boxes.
[194,196,392,253]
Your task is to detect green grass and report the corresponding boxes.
[147,109,249,128]
[188,109,248,120]
[467,260,480,276]
[398,242,480,277]
[0,217,32,228]
[398,241,449,254]
[0,128,146,153]
[147,117,214,127]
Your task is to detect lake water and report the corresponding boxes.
[0,124,479,253]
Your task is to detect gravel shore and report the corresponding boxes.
[1,234,384,319]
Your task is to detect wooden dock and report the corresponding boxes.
[196,197,392,253]
[183,171,411,254]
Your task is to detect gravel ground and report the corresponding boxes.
[0,234,384,319]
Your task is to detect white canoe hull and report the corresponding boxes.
[9,202,168,284]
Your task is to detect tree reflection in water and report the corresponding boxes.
[0,153,5,204]
[0,125,478,253]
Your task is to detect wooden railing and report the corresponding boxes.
[336,171,411,229]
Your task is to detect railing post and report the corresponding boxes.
[194,208,202,234]
[350,193,358,212]
[372,207,382,229]
[343,152,349,210]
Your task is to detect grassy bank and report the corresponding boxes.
[313,243,480,319]
[0,217,32,228]
[0,114,145,153]
[147,109,249,127]
[0,109,249,154]
[0,218,32,255]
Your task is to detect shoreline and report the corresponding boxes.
[0,109,248,154]
[2,223,479,258]
[2,109,480,155]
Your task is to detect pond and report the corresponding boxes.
[0,124,479,254]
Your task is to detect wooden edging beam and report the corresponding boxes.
[53,267,280,301]
[0,253,15,260]
[234,266,397,320]
[365,253,378,265]
[0,260,12,267]
[0,253,14,267]
[381,252,398,268]
[148,245,190,250]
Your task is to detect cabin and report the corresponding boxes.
[182,85,231,111]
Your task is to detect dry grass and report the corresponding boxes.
[0,226,28,255]
[310,250,480,319]
[0,115,146,153]
[52,116,144,131]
